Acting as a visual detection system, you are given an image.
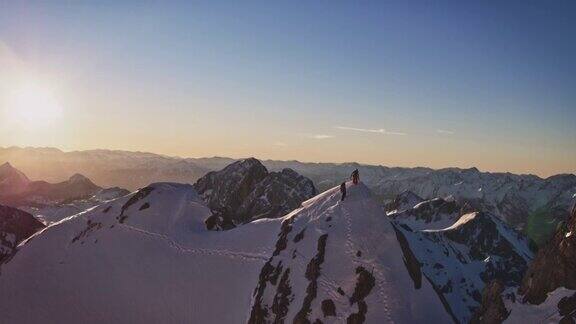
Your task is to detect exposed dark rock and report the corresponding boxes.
[294,228,305,243]
[321,299,336,317]
[392,224,422,289]
[248,217,296,324]
[519,205,576,304]
[443,212,529,286]
[274,218,294,256]
[117,186,154,223]
[139,202,150,210]
[0,205,45,263]
[349,266,375,305]
[271,268,292,322]
[194,158,316,230]
[471,280,510,324]
[389,197,459,226]
[385,190,424,213]
[71,219,103,243]
[294,234,328,324]
[346,301,367,324]
[346,266,375,324]
[391,205,532,323]
[558,293,576,317]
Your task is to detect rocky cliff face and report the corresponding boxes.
[519,204,576,304]
[470,280,509,324]
[238,168,317,222]
[384,190,424,214]
[465,204,576,324]
[389,196,461,230]
[0,205,45,264]
[194,158,316,230]
[389,198,533,323]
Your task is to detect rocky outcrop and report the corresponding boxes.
[0,205,45,264]
[238,168,317,223]
[385,190,424,213]
[519,204,576,304]
[388,197,461,230]
[390,204,533,323]
[194,158,316,230]
[470,280,509,324]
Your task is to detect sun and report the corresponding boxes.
[4,81,64,127]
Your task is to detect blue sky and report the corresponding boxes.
[0,1,574,176]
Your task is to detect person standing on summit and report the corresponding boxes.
[351,169,359,185]
[340,182,347,201]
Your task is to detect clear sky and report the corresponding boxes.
[0,1,575,177]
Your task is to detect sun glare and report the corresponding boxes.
[4,81,64,127]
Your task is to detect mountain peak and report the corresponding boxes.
[194,158,316,230]
[236,157,265,169]
[68,173,91,183]
[0,161,13,169]
[0,162,19,175]
[0,162,30,195]
[249,181,452,323]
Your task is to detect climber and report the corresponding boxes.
[340,182,347,201]
[351,169,359,185]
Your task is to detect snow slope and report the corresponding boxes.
[0,181,454,323]
[248,182,451,323]
[0,183,281,323]
[505,287,576,323]
[20,187,130,225]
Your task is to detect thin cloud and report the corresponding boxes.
[436,129,455,135]
[310,134,334,139]
[335,126,406,136]
[273,142,287,146]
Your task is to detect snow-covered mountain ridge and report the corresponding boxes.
[2,147,573,244]
[389,197,534,323]
[0,181,454,323]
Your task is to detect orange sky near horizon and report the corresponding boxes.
[1,2,575,178]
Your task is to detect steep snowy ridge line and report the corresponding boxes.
[341,203,394,323]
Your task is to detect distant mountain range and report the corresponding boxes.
[0,162,129,224]
[1,146,574,244]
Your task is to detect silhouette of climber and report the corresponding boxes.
[340,182,347,201]
[351,169,359,185]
